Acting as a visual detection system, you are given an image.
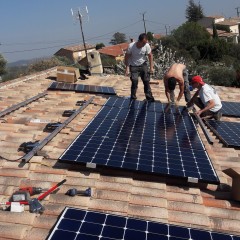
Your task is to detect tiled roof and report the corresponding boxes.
[215,20,239,26]
[98,43,129,57]
[206,28,238,37]
[0,69,240,239]
[61,44,96,52]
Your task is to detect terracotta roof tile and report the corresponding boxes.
[0,222,30,240]
[1,68,240,237]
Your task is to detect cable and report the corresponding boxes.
[0,155,22,162]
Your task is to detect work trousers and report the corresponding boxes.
[130,63,154,100]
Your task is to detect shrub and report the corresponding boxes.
[207,66,236,87]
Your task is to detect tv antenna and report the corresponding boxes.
[236,7,240,17]
[71,6,90,73]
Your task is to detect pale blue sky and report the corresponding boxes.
[0,0,239,63]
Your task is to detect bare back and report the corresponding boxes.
[165,63,186,84]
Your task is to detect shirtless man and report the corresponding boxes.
[164,63,191,104]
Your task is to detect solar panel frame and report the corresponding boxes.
[222,101,240,117]
[205,120,240,147]
[47,207,240,240]
[59,99,219,184]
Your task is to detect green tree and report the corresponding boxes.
[147,32,154,42]
[109,32,127,45]
[172,22,210,49]
[186,0,204,22]
[96,43,105,50]
[0,54,7,76]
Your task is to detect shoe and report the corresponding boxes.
[214,111,222,121]
[130,95,137,100]
[146,98,155,102]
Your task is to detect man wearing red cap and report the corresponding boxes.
[187,75,222,120]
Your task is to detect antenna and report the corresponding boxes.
[236,7,240,17]
[140,12,147,33]
[71,5,90,73]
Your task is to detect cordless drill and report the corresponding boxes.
[19,187,47,196]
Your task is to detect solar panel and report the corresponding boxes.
[48,82,76,91]
[205,120,240,147]
[48,82,116,95]
[59,99,219,184]
[48,207,240,240]
[222,101,240,117]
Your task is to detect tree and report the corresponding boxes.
[147,32,154,42]
[96,43,105,50]
[172,22,210,50]
[186,0,204,22]
[0,54,7,76]
[109,32,127,45]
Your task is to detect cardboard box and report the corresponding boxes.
[222,168,240,201]
[57,66,80,83]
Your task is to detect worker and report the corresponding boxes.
[164,63,191,104]
[187,75,222,120]
[125,33,155,102]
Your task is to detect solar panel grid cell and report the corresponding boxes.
[48,207,239,240]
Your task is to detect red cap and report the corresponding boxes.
[191,75,204,85]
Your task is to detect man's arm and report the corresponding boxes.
[148,52,154,73]
[196,99,215,116]
[164,76,171,102]
[176,81,184,103]
[124,53,130,76]
[187,89,200,107]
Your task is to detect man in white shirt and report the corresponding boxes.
[125,33,155,101]
[187,75,222,120]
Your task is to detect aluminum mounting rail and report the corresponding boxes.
[21,96,95,163]
[193,112,214,145]
[0,91,48,118]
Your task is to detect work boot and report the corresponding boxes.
[130,95,137,100]
[146,97,155,102]
[214,111,222,121]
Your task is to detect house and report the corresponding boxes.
[98,43,129,62]
[0,69,240,239]
[198,16,239,43]
[54,44,96,63]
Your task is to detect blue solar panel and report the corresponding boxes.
[206,120,240,147]
[59,98,219,184]
[222,101,240,117]
[48,207,240,240]
[48,82,116,95]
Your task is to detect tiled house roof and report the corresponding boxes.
[0,69,240,239]
[98,43,129,58]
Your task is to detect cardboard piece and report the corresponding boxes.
[222,168,240,201]
[57,66,80,83]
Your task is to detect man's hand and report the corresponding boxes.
[125,67,129,76]
[196,109,203,116]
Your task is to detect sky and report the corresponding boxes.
[0,0,239,63]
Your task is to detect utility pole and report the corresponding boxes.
[236,7,240,17]
[141,12,147,33]
[77,9,89,71]
[71,7,90,73]
[165,25,168,36]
